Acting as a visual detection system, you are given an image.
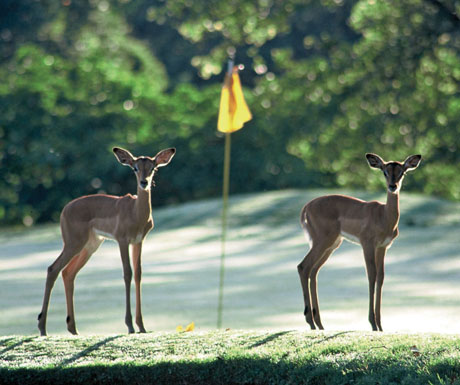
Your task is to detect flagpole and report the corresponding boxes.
[217,131,231,329]
[217,58,234,329]
[216,55,251,329]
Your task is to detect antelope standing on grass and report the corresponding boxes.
[297,153,422,331]
[38,147,175,336]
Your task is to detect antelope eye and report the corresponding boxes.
[133,165,139,172]
[383,170,389,177]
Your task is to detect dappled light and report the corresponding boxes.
[1,1,459,382]
[1,0,459,225]
[1,190,459,335]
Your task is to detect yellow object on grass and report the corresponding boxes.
[176,322,195,333]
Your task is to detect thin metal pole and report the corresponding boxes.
[217,132,231,328]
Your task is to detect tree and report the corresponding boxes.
[0,4,168,225]
[257,0,460,197]
[1,0,459,226]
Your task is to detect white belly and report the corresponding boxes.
[94,229,115,240]
[340,231,361,245]
[132,232,144,244]
[380,236,394,248]
[93,228,145,244]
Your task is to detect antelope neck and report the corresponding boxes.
[135,186,152,223]
[384,190,400,230]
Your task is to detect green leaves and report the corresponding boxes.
[1,0,459,225]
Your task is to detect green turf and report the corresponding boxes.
[1,331,460,384]
[1,189,459,336]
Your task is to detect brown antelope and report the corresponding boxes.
[297,153,422,331]
[38,147,175,336]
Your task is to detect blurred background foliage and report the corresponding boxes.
[0,0,459,226]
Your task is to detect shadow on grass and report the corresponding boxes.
[249,330,293,348]
[248,331,353,349]
[58,336,121,367]
[1,355,458,385]
[0,337,36,356]
[309,331,353,346]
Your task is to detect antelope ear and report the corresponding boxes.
[113,147,136,167]
[366,153,385,170]
[154,148,176,168]
[403,154,422,172]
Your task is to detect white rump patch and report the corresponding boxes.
[302,221,312,246]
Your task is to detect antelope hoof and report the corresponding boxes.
[38,314,47,336]
[304,306,316,330]
[136,318,146,333]
[306,318,316,330]
[66,316,78,335]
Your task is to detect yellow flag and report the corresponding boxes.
[217,68,252,133]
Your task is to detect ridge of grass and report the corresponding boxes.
[1,330,460,384]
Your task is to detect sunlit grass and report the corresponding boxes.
[1,331,460,384]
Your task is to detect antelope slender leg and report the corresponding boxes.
[38,244,84,336]
[62,249,92,335]
[363,244,378,331]
[298,243,330,330]
[119,241,134,333]
[375,247,386,332]
[309,244,339,330]
[132,243,146,333]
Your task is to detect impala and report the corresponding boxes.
[38,147,175,336]
[297,153,422,331]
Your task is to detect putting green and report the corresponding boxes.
[1,189,459,335]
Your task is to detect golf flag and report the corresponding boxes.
[216,62,252,328]
[217,67,252,133]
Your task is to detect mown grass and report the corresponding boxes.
[2,189,460,335]
[1,330,460,384]
[1,190,460,383]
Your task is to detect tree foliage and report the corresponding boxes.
[0,0,459,226]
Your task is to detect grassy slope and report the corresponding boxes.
[1,189,460,383]
[1,331,460,384]
[1,189,460,336]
